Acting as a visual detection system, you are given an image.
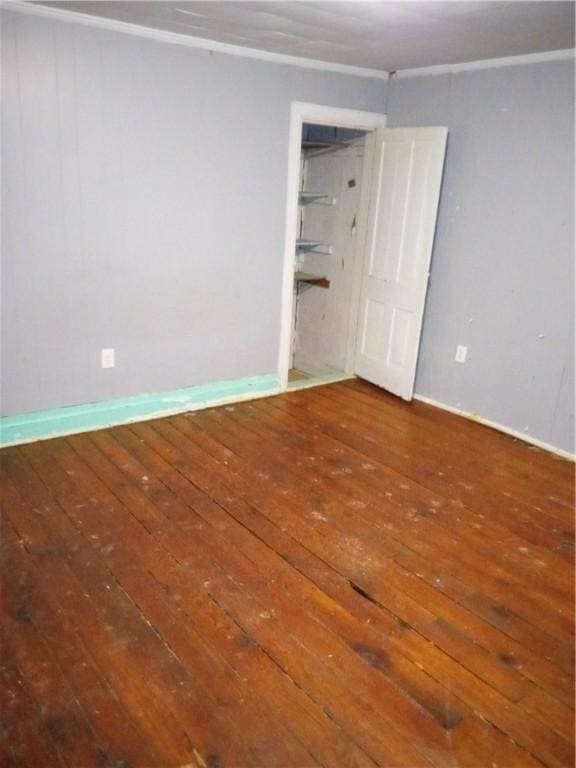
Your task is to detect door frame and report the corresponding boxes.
[278,101,387,391]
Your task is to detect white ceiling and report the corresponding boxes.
[35,1,575,72]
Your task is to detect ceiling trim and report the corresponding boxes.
[395,48,575,79]
[4,1,572,81]
[3,0,389,80]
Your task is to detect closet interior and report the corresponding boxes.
[288,123,370,389]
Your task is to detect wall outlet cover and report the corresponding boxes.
[101,348,115,368]
[455,345,468,364]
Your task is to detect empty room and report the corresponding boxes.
[1,1,575,766]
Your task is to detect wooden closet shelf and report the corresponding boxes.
[299,191,336,206]
[294,271,330,289]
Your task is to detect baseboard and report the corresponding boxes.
[413,394,575,462]
[0,373,281,448]
[4,376,572,460]
[287,371,355,392]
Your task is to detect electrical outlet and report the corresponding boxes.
[101,348,115,369]
[455,345,468,364]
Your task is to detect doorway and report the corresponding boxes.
[288,123,370,390]
[279,103,386,392]
[279,102,447,400]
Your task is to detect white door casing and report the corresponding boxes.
[278,102,388,390]
[354,127,448,400]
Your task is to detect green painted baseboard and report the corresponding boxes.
[0,373,281,448]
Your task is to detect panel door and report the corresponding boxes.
[354,127,448,399]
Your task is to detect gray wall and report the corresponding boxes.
[2,10,573,454]
[387,60,575,453]
[0,9,386,416]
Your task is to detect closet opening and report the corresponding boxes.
[280,102,447,401]
[288,122,371,391]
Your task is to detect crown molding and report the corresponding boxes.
[395,48,575,79]
[1,0,389,81]
[4,2,571,83]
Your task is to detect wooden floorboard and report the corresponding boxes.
[1,380,574,768]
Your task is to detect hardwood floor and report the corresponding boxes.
[1,379,574,768]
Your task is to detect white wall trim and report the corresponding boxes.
[2,0,389,81]
[4,1,572,81]
[395,48,575,79]
[278,102,387,391]
[414,394,575,462]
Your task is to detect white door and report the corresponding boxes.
[354,127,447,400]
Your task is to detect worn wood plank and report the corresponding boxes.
[1,380,574,767]
[1,507,165,768]
[251,395,573,629]
[0,623,68,768]
[15,441,316,768]
[178,407,572,767]
[192,401,574,678]
[288,385,575,550]
[168,407,574,709]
